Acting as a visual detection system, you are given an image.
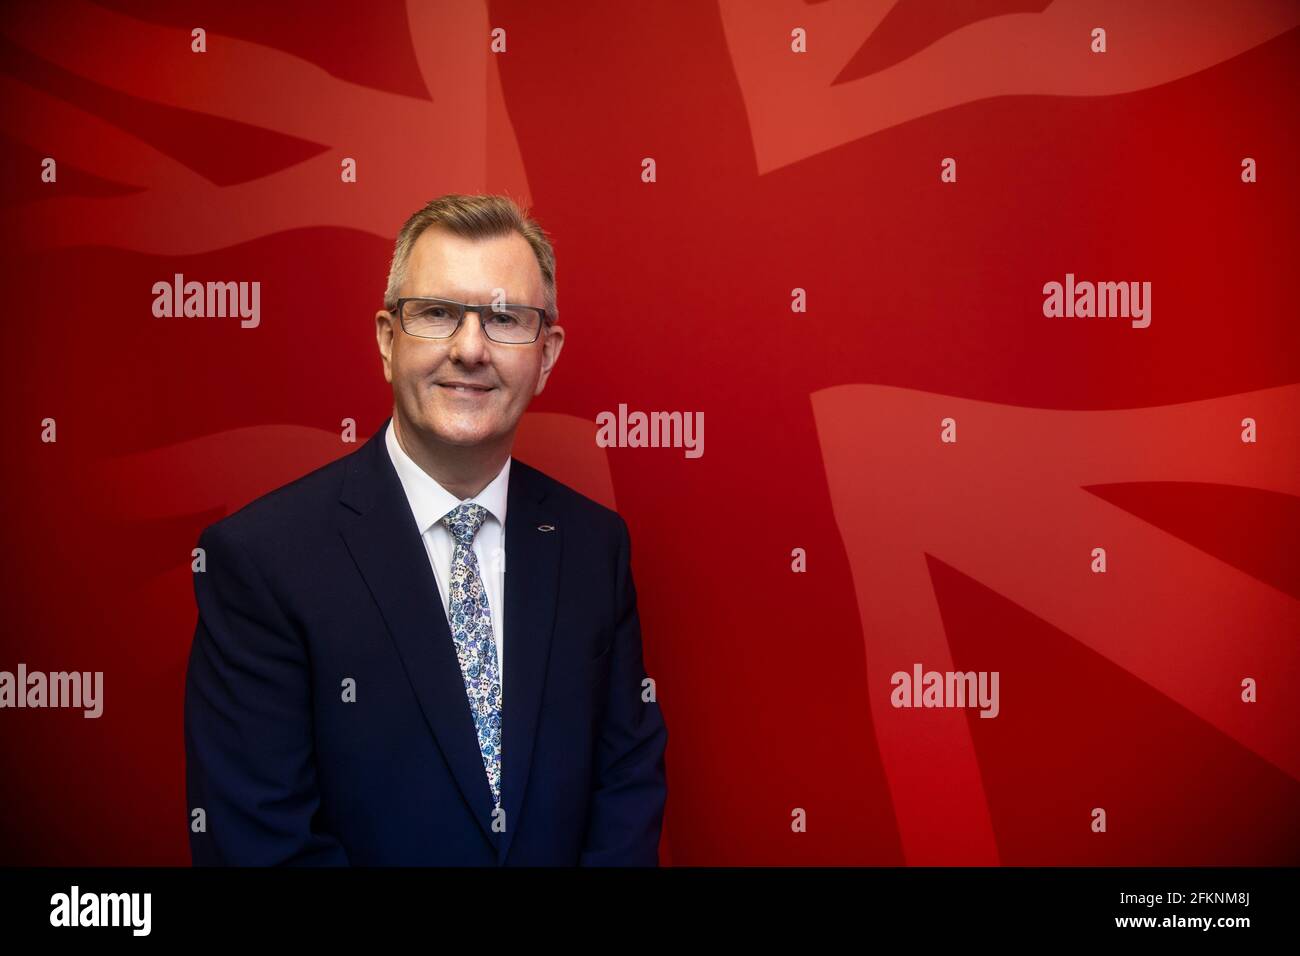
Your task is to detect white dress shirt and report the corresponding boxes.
[385,418,510,694]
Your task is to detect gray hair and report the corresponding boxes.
[383,193,558,325]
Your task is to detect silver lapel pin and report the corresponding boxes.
[537,524,555,532]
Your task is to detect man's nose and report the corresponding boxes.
[449,308,492,359]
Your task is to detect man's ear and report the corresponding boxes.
[535,323,565,395]
[376,310,395,384]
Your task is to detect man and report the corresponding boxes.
[184,194,668,865]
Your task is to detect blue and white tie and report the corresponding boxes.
[441,502,503,810]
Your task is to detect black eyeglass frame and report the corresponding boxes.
[387,296,550,344]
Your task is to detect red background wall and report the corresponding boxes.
[1,0,1297,865]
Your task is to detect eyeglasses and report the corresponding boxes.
[389,296,548,344]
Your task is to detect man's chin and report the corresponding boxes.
[401,402,503,448]
[418,422,497,448]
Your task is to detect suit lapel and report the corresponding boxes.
[497,461,561,863]
[338,418,561,860]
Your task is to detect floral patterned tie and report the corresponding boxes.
[441,502,502,810]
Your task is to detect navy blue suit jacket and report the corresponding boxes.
[184,417,668,865]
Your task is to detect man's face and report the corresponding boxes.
[376,226,564,453]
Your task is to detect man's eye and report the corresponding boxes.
[491,312,520,324]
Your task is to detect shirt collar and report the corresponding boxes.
[385,417,510,536]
